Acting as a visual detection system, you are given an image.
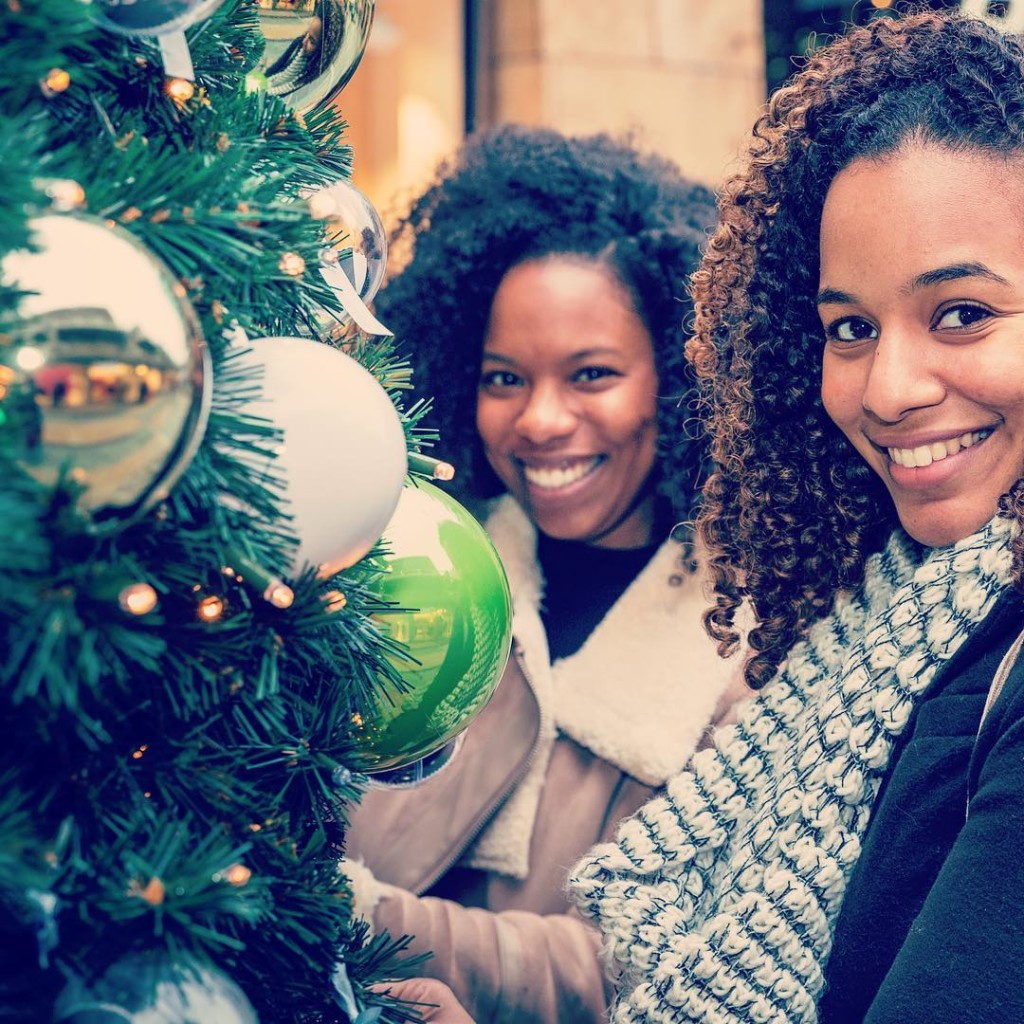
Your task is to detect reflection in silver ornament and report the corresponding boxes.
[53,951,258,1024]
[92,0,227,36]
[308,176,387,305]
[0,215,211,532]
[308,176,388,339]
[257,0,375,116]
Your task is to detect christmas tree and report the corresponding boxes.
[0,2,511,1021]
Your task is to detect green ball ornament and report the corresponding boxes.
[344,481,512,773]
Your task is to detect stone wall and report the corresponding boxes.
[482,0,766,190]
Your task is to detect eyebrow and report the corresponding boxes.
[906,262,1010,291]
[480,347,621,362]
[816,261,1011,306]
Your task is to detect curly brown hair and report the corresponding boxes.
[689,9,1024,688]
[375,125,718,549]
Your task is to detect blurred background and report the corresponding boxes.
[338,0,972,227]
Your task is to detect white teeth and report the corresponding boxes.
[523,459,599,489]
[887,430,990,468]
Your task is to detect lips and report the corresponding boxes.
[521,456,603,490]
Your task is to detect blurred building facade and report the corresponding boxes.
[473,0,764,191]
[340,0,765,224]
[338,0,974,227]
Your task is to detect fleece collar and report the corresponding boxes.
[464,497,737,879]
[484,495,730,783]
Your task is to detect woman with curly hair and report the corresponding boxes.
[343,125,748,1023]
[569,9,1024,1024]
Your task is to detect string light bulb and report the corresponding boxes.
[118,582,158,616]
[40,68,71,98]
[197,594,225,623]
[225,863,252,887]
[128,877,166,906]
[323,590,347,613]
[408,452,455,481]
[165,77,195,106]
[278,251,306,277]
[264,581,294,609]
[223,546,296,610]
[244,70,268,94]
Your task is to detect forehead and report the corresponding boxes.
[489,257,631,314]
[819,143,1024,283]
[483,256,655,362]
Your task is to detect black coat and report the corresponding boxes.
[819,590,1024,1023]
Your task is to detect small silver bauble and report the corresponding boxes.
[92,0,228,36]
[0,214,211,532]
[308,175,388,307]
[256,0,375,115]
[54,951,259,1023]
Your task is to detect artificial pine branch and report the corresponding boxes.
[0,2,435,1021]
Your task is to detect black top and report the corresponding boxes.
[819,590,1024,1023]
[536,531,663,662]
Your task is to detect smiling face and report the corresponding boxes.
[818,142,1024,547]
[476,257,660,548]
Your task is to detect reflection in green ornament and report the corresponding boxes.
[343,480,512,773]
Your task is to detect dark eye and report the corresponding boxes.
[479,369,521,390]
[572,366,618,384]
[934,304,991,330]
[827,317,878,343]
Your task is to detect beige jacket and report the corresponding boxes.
[343,496,749,1024]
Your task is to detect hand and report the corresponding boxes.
[374,977,476,1023]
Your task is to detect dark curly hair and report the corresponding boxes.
[375,124,718,555]
[688,9,1024,689]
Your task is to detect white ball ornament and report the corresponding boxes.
[235,336,407,577]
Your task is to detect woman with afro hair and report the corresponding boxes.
[343,125,750,1023]
[569,9,1024,1024]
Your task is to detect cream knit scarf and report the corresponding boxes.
[569,514,1015,1023]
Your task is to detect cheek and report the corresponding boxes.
[820,355,859,430]
[968,364,1024,409]
[475,397,498,451]
[627,398,660,473]
[615,391,657,449]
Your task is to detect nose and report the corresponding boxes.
[514,382,577,445]
[861,328,945,423]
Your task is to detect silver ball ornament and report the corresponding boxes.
[0,215,211,532]
[307,175,388,338]
[92,0,228,36]
[54,951,259,1023]
[257,0,375,115]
